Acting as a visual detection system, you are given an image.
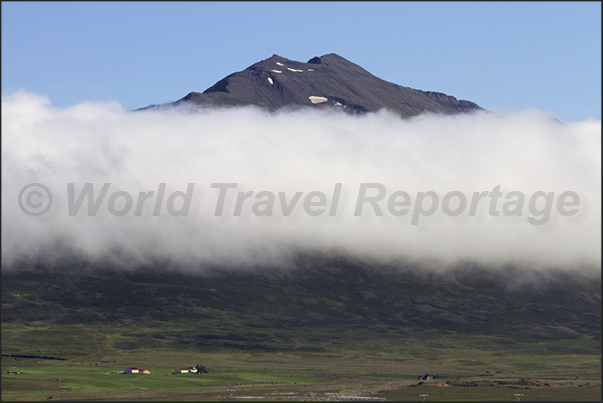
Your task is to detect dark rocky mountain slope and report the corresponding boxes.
[141,53,483,117]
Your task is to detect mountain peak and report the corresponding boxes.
[307,53,345,63]
[307,56,322,64]
[148,54,483,117]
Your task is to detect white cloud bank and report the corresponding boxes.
[2,91,600,273]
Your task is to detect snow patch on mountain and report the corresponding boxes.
[309,96,328,104]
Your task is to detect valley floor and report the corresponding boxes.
[2,350,600,401]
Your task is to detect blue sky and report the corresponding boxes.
[2,1,600,122]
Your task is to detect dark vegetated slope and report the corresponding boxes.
[2,256,600,356]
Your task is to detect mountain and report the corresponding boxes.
[140,53,483,117]
[2,257,600,358]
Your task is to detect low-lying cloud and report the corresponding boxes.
[2,91,600,273]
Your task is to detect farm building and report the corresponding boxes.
[125,367,150,374]
[173,366,198,374]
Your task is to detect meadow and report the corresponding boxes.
[2,335,600,401]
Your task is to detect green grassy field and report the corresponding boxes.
[1,361,314,395]
[2,344,600,401]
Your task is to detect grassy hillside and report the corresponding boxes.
[2,257,600,361]
[2,257,600,400]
